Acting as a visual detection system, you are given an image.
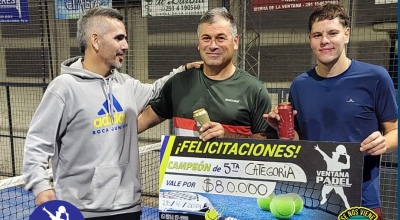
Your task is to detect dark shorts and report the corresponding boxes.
[85,211,142,220]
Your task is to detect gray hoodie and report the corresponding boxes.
[23,57,184,217]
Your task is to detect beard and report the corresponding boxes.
[113,61,123,69]
[113,51,125,69]
[110,56,123,69]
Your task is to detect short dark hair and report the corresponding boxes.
[77,6,123,54]
[197,7,237,37]
[308,3,350,32]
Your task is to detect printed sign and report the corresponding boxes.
[159,135,365,220]
[30,200,84,220]
[251,0,339,12]
[55,0,112,20]
[375,0,397,3]
[142,0,208,17]
[0,0,29,23]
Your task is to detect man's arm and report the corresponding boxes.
[263,106,299,140]
[138,106,166,133]
[138,61,203,133]
[293,130,300,140]
[360,119,398,155]
[23,90,63,205]
[36,189,56,206]
[137,61,204,111]
[382,119,398,153]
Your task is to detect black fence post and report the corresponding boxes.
[6,86,16,176]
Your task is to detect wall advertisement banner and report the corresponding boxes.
[142,0,208,17]
[0,0,29,23]
[375,0,397,4]
[251,0,339,13]
[55,0,112,20]
[158,135,371,220]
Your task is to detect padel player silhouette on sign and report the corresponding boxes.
[42,205,69,220]
[315,144,351,209]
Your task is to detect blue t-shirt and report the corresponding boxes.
[289,60,398,208]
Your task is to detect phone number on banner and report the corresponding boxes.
[164,4,201,11]
[148,4,207,16]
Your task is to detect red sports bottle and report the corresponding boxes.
[278,102,295,139]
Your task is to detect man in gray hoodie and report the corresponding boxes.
[22,6,197,219]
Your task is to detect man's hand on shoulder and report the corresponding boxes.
[184,61,203,71]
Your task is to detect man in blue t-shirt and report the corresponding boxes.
[264,3,398,220]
